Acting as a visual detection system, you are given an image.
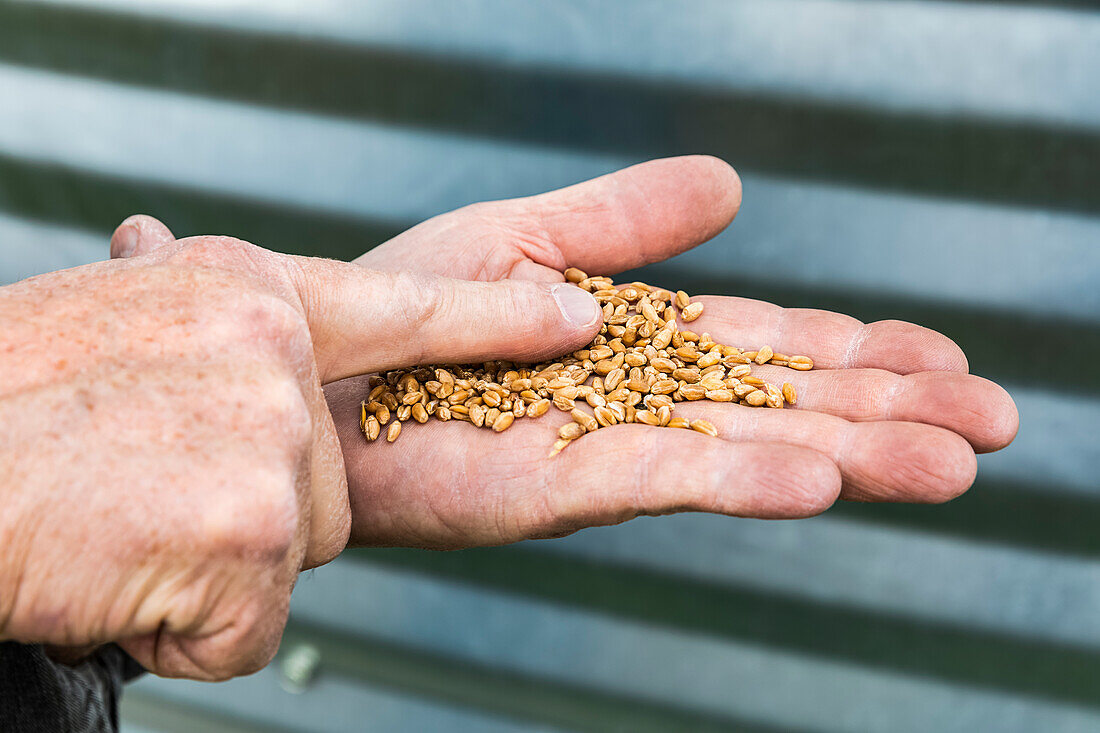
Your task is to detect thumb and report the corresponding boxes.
[110,215,176,258]
[287,257,603,383]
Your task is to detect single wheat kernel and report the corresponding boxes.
[594,405,617,427]
[571,408,599,432]
[412,403,429,424]
[755,345,773,365]
[559,422,586,440]
[553,393,576,411]
[680,384,707,400]
[646,394,674,410]
[529,399,551,418]
[706,389,735,402]
[651,357,676,373]
[604,368,626,391]
[492,412,515,432]
[651,379,678,395]
[745,390,768,407]
[789,355,814,370]
[365,415,381,441]
[667,417,690,429]
[586,392,607,408]
[634,409,661,426]
[606,387,630,403]
[651,328,674,349]
[675,346,699,362]
[386,421,402,442]
[690,419,719,437]
[564,267,588,283]
[681,302,705,322]
[696,353,720,369]
[675,290,690,309]
[782,382,797,405]
[672,367,701,384]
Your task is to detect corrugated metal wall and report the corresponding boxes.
[1,1,1098,730]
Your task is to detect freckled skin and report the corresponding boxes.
[0,156,1019,681]
[0,231,604,680]
[0,251,328,681]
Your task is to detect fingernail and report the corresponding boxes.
[113,224,139,258]
[552,283,601,328]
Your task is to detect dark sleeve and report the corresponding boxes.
[0,642,145,733]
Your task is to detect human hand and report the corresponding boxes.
[120,157,1019,551]
[0,229,602,678]
[342,156,1019,547]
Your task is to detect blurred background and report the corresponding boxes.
[1,0,1099,731]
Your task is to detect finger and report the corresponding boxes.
[507,260,568,283]
[326,375,839,548]
[301,362,352,570]
[687,295,969,374]
[118,573,291,680]
[287,258,603,383]
[740,366,1019,453]
[514,156,742,274]
[362,156,742,278]
[110,215,176,258]
[676,401,977,504]
[540,427,840,527]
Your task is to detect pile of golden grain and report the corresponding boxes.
[362,269,812,455]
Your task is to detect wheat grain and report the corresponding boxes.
[681,302,705,322]
[362,270,813,449]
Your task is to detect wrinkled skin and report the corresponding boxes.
[0,156,1017,680]
[0,229,605,679]
[117,156,1019,551]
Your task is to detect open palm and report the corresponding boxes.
[325,156,1018,548]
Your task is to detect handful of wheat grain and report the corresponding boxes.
[360,268,813,455]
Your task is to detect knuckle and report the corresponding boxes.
[216,470,300,564]
[173,236,263,269]
[241,292,313,358]
[181,591,289,680]
[383,271,447,359]
[229,596,288,676]
[203,291,312,370]
[255,370,314,449]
